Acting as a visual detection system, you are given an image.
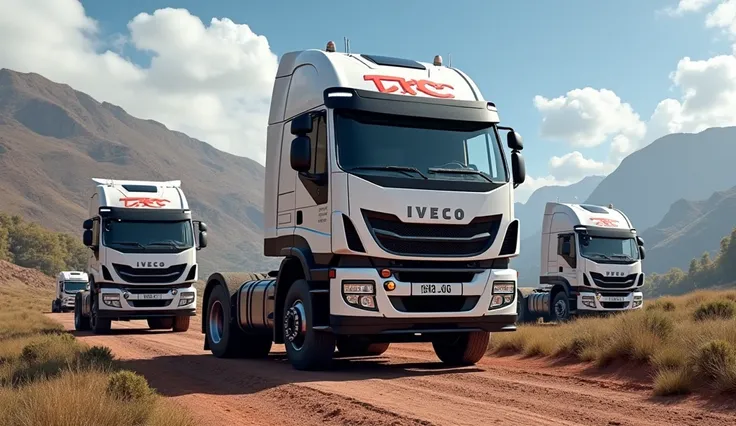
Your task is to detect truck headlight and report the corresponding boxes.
[102,294,121,308]
[490,281,515,309]
[178,292,195,307]
[632,294,643,308]
[342,280,377,311]
[581,295,596,309]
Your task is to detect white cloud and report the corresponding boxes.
[549,151,615,181]
[533,88,646,149]
[706,0,736,36]
[0,0,278,163]
[663,0,717,15]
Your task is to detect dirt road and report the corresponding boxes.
[48,313,735,426]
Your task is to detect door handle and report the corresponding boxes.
[296,210,303,225]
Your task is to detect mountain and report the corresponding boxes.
[0,68,277,276]
[515,175,604,239]
[585,127,736,231]
[641,185,736,274]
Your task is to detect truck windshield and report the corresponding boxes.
[63,281,87,292]
[102,219,194,252]
[335,110,508,186]
[579,236,640,262]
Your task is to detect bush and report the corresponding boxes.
[693,300,736,321]
[106,371,152,401]
[646,300,676,312]
[79,346,115,370]
[653,367,692,396]
[692,340,736,380]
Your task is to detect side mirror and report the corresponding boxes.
[561,240,571,257]
[83,219,94,230]
[290,136,312,172]
[198,221,208,232]
[507,131,523,151]
[636,236,644,247]
[511,151,526,187]
[82,229,93,247]
[291,113,313,136]
[198,231,208,250]
[639,246,646,260]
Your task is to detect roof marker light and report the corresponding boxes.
[326,41,336,52]
[433,55,443,66]
[327,92,353,98]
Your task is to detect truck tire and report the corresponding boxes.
[74,296,90,331]
[551,292,571,322]
[205,284,272,358]
[147,318,174,330]
[51,300,59,313]
[89,297,111,334]
[431,331,489,366]
[283,279,335,371]
[335,336,390,357]
[173,316,190,332]
[515,291,527,324]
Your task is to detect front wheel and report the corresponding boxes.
[205,284,272,358]
[51,300,59,313]
[432,331,490,366]
[551,292,571,323]
[89,296,111,334]
[283,279,335,371]
[74,294,90,331]
[147,318,174,330]
[173,316,190,332]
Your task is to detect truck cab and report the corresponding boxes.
[201,44,527,370]
[75,179,208,334]
[51,271,89,313]
[519,202,645,323]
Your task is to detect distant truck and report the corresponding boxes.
[517,202,646,323]
[51,271,89,313]
[74,179,208,334]
[200,43,526,371]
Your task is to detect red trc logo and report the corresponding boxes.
[363,75,455,99]
[119,197,170,208]
[590,217,619,227]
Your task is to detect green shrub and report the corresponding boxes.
[693,300,736,321]
[106,371,152,401]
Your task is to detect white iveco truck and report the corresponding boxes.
[51,271,89,313]
[74,179,208,334]
[517,202,646,323]
[201,43,527,370]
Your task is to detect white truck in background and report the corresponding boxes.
[74,179,208,334]
[200,43,527,371]
[517,202,646,323]
[51,271,89,313]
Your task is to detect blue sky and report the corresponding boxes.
[8,0,730,201]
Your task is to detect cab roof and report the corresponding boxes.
[544,202,634,231]
[91,178,188,210]
[57,271,88,281]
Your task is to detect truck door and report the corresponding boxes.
[557,233,578,284]
[293,110,330,253]
[277,122,297,240]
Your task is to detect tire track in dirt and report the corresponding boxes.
[48,313,736,426]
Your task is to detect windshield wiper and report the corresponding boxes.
[147,240,186,249]
[585,252,612,260]
[347,166,428,180]
[427,167,498,183]
[610,254,635,260]
[111,241,145,248]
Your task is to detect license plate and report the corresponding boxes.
[412,283,462,296]
[601,296,626,302]
[142,294,162,300]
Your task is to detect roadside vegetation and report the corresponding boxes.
[644,227,736,297]
[0,213,87,275]
[0,262,193,426]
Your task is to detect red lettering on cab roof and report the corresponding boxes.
[590,217,619,227]
[119,197,171,208]
[363,75,455,99]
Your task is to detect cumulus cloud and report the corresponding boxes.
[663,0,718,15]
[0,0,278,163]
[548,151,615,181]
[533,88,646,149]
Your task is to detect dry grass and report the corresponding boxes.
[489,289,736,396]
[0,274,194,426]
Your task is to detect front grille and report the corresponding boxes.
[112,263,187,284]
[362,209,502,257]
[125,287,172,294]
[389,296,479,313]
[128,299,172,308]
[394,270,476,283]
[601,301,629,309]
[589,272,638,289]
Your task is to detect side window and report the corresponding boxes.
[305,113,327,175]
[465,132,506,180]
[557,234,577,268]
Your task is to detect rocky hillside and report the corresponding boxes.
[0,68,276,275]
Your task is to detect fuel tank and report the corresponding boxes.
[237,279,276,330]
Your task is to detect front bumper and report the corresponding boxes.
[577,291,643,312]
[96,308,196,319]
[330,314,517,335]
[96,284,197,313]
[60,297,76,309]
[328,267,518,324]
